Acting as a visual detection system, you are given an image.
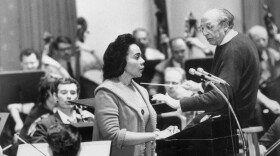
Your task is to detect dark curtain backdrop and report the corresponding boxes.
[0,0,77,71]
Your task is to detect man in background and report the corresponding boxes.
[20,48,69,77]
[248,25,280,130]
[8,49,69,132]
[133,28,165,61]
[148,37,189,95]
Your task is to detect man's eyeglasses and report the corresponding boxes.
[165,81,180,86]
[58,47,72,52]
[198,20,225,33]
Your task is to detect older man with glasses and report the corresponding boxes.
[153,8,260,129]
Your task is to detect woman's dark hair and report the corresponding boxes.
[103,33,136,80]
[52,77,80,95]
[77,17,88,43]
[46,123,81,156]
[38,75,58,104]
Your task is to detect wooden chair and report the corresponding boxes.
[238,126,263,156]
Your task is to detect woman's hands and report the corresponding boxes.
[154,126,180,140]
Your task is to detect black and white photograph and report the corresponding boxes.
[1,0,280,156]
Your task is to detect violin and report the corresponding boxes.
[263,4,280,50]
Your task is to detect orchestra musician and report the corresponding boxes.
[46,123,81,156]
[247,25,280,130]
[152,8,260,128]
[30,77,94,143]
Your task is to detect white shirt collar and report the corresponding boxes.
[220,29,238,45]
[57,109,78,124]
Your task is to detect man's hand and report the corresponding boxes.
[275,33,280,43]
[266,100,280,114]
[181,80,202,92]
[14,122,24,133]
[152,94,180,109]
[259,144,267,156]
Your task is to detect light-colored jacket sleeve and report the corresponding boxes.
[94,90,126,148]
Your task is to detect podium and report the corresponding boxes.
[156,115,238,156]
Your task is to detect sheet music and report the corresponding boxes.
[17,141,111,156]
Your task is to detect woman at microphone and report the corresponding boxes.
[93,34,179,156]
[30,77,94,143]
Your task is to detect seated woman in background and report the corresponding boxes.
[46,123,81,156]
[30,77,94,143]
[93,34,179,156]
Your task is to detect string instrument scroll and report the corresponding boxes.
[263,4,280,50]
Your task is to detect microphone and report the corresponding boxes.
[197,67,229,85]
[189,68,222,84]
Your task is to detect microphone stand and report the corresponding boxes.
[264,138,280,156]
[206,81,248,156]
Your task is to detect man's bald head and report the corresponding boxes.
[248,25,268,51]
[200,8,234,45]
[170,37,188,63]
[202,9,234,29]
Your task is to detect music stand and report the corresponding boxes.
[69,98,95,113]
[152,103,176,114]
[0,113,9,136]
[0,70,45,112]
[185,57,213,82]
[69,98,95,142]
[70,122,94,142]
[69,98,95,108]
